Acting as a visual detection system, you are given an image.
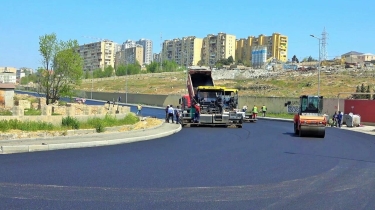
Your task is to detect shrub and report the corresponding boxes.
[62,116,80,129]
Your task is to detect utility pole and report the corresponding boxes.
[310,34,321,96]
[160,33,163,72]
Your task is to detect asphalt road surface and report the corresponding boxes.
[1,116,375,209]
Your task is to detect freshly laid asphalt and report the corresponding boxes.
[1,116,375,209]
[2,92,375,209]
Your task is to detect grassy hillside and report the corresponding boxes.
[78,69,375,99]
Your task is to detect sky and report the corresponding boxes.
[1,0,374,70]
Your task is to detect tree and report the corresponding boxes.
[360,83,366,99]
[103,66,114,77]
[38,33,83,104]
[116,64,126,76]
[227,56,234,64]
[365,85,371,99]
[292,55,299,63]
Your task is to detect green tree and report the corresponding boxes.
[103,65,114,77]
[353,85,361,99]
[365,85,371,99]
[93,68,104,78]
[360,83,366,99]
[146,62,159,73]
[227,56,234,64]
[38,33,83,104]
[116,64,126,76]
[20,73,38,85]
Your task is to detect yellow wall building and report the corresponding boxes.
[236,33,288,65]
[162,36,203,66]
[202,33,236,66]
[115,45,144,68]
[78,40,115,71]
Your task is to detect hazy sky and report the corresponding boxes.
[1,0,374,70]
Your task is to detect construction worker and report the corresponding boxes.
[261,105,267,117]
[252,105,258,119]
[167,105,174,123]
[136,104,142,116]
[194,103,200,123]
[242,105,248,113]
[165,105,170,122]
[174,105,181,124]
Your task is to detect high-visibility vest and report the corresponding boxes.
[137,105,142,110]
[262,106,267,111]
[253,106,258,113]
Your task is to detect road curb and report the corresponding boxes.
[0,124,182,155]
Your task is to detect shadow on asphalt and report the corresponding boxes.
[282,132,298,137]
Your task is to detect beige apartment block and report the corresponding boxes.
[0,67,17,73]
[201,33,236,67]
[236,33,288,65]
[115,45,144,68]
[78,40,115,71]
[162,36,203,66]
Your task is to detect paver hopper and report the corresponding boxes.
[293,95,326,138]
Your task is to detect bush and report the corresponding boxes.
[86,117,105,133]
[62,116,80,129]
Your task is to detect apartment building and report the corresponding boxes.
[136,39,153,65]
[0,67,17,73]
[0,72,17,83]
[162,36,203,66]
[153,53,161,63]
[236,33,288,65]
[123,40,136,49]
[201,33,236,66]
[78,40,115,71]
[115,45,144,68]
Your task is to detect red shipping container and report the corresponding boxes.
[344,100,375,123]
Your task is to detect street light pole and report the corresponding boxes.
[91,70,93,99]
[310,34,321,96]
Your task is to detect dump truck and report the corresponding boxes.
[179,66,243,128]
[293,95,326,138]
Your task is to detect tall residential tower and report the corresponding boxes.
[136,39,153,65]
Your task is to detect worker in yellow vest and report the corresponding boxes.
[136,104,142,116]
[261,105,267,117]
[252,105,258,119]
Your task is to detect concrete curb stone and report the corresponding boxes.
[0,124,181,155]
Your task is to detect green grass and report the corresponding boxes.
[264,112,295,119]
[62,114,140,133]
[0,110,12,116]
[24,108,42,116]
[0,119,55,132]
[0,113,140,133]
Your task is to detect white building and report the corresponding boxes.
[0,72,17,83]
[136,39,153,65]
[123,40,136,49]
